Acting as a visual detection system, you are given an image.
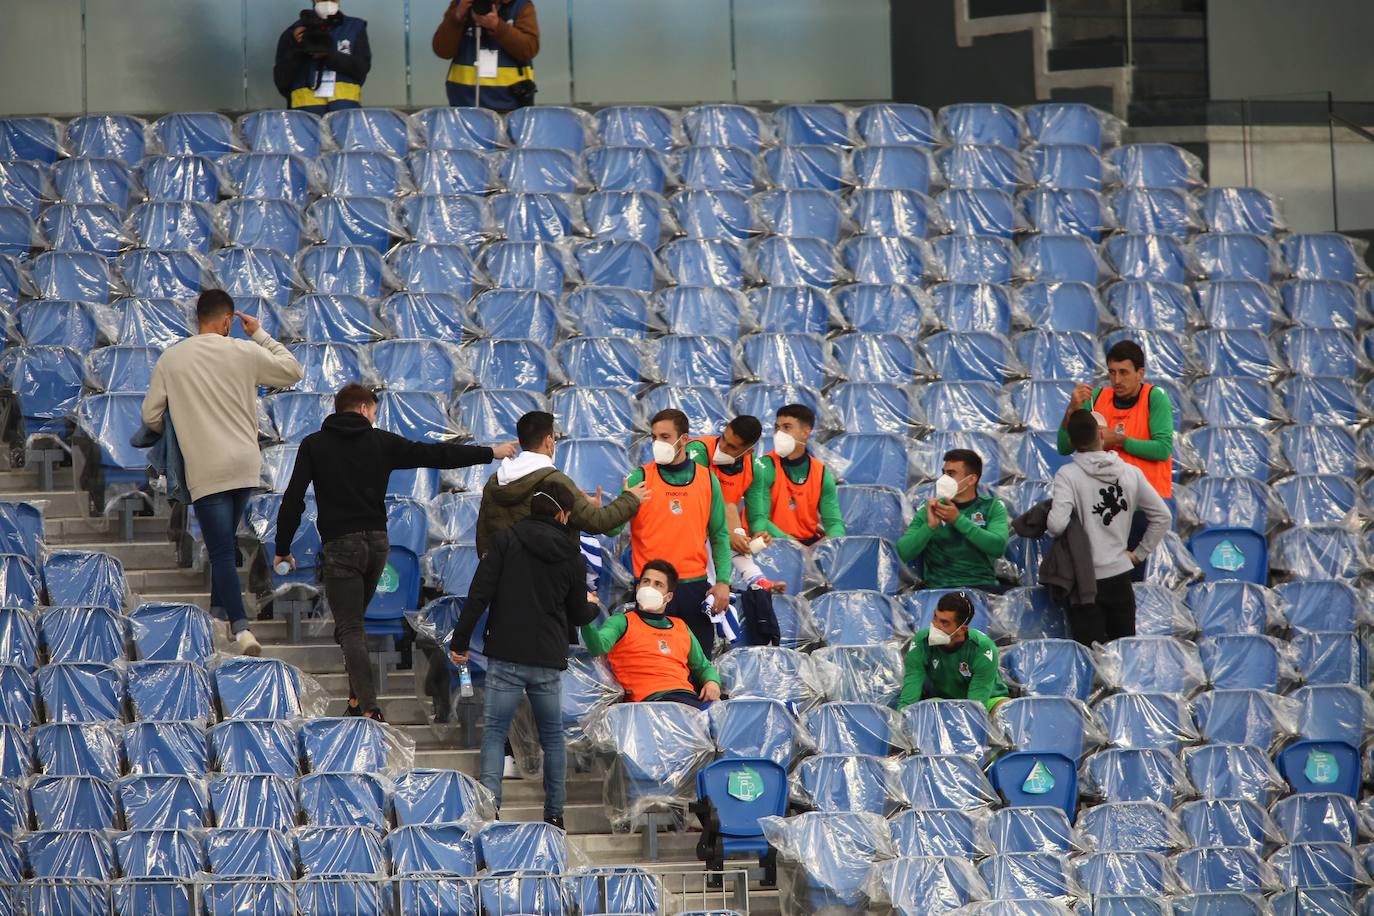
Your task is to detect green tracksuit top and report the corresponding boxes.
[897,626,1009,713]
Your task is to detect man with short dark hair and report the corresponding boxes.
[476,410,646,557]
[449,481,597,828]
[897,449,1009,591]
[898,591,1008,713]
[1049,410,1172,645]
[744,404,845,545]
[616,409,732,655]
[143,289,303,657]
[580,559,722,709]
[687,415,763,553]
[1058,339,1175,581]
[274,383,517,720]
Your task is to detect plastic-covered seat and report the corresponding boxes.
[152,112,237,159]
[1279,579,1366,633]
[1096,691,1197,751]
[1271,525,1369,580]
[285,341,367,394]
[762,145,849,192]
[811,536,907,595]
[325,107,412,157]
[1195,232,1283,282]
[1020,234,1107,284]
[1076,800,1183,854]
[1,344,85,435]
[898,754,999,812]
[1021,188,1109,240]
[853,145,936,192]
[807,590,907,646]
[652,335,732,387]
[1026,143,1107,191]
[126,200,217,253]
[901,698,998,764]
[137,154,222,204]
[237,108,323,156]
[1201,186,1284,235]
[939,187,1020,238]
[40,202,129,256]
[1082,747,1189,806]
[1104,233,1192,283]
[213,657,308,720]
[1184,743,1285,805]
[1001,639,1095,702]
[1194,278,1282,331]
[977,851,1077,901]
[997,696,1102,760]
[406,147,492,196]
[1015,329,1102,381]
[118,771,211,831]
[1112,187,1200,238]
[796,753,898,815]
[30,250,116,302]
[584,188,671,245]
[850,187,941,238]
[40,605,125,667]
[1108,143,1201,189]
[454,388,547,443]
[1106,278,1196,331]
[935,235,1018,283]
[309,195,398,254]
[1269,842,1365,893]
[574,238,662,292]
[209,773,296,830]
[1026,102,1113,148]
[397,193,487,250]
[936,144,1026,193]
[928,282,1013,334]
[818,433,911,489]
[1282,232,1367,282]
[937,103,1021,148]
[1283,278,1363,329]
[1194,377,1289,429]
[922,330,1023,383]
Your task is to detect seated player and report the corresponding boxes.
[897,591,1008,714]
[896,448,1009,591]
[745,404,845,545]
[580,559,722,709]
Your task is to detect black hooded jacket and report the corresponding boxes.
[275,411,493,554]
[450,515,598,670]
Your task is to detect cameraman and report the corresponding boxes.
[274,1,372,115]
[432,0,540,111]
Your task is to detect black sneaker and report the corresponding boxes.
[544,815,565,830]
[364,707,386,723]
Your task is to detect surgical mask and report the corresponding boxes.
[314,1,339,16]
[636,586,665,613]
[773,430,797,456]
[711,445,736,466]
[927,627,953,647]
[651,438,679,465]
[934,474,959,502]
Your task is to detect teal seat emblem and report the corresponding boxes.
[1210,540,1246,572]
[1022,759,1055,795]
[376,562,399,594]
[1305,748,1339,785]
[727,766,764,802]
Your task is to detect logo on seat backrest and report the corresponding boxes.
[728,765,764,802]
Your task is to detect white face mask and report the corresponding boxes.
[636,586,665,612]
[773,430,797,457]
[314,1,339,16]
[711,445,736,466]
[927,626,953,647]
[651,438,680,465]
[934,474,959,502]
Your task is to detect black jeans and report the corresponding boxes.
[652,690,704,709]
[1068,571,1136,647]
[322,531,390,711]
[666,578,715,659]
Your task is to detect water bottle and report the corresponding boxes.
[457,662,474,698]
[273,560,292,576]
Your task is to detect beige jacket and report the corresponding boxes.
[142,330,302,502]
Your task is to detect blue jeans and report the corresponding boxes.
[480,659,565,819]
[193,487,252,634]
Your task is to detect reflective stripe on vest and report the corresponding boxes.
[445,0,534,110]
[287,15,366,109]
[693,435,754,531]
[767,453,825,540]
[607,611,694,702]
[1093,383,1173,498]
[629,462,713,580]
[290,81,363,109]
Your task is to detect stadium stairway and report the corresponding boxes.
[0,462,777,913]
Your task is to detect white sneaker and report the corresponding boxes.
[236,630,262,657]
[503,755,520,779]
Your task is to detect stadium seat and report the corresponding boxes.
[407,147,492,195]
[1104,233,1192,283]
[1083,747,1189,806]
[853,145,936,193]
[1184,742,1286,805]
[415,106,504,150]
[1022,188,1109,240]
[901,699,998,763]
[1282,232,1367,282]
[1112,187,1201,237]
[1020,234,1108,284]
[1075,800,1182,854]
[796,753,899,815]
[297,772,388,829]
[210,773,296,830]
[127,660,213,722]
[1194,278,1282,331]
[1,345,85,436]
[34,721,121,778]
[123,721,208,777]
[1001,639,1095,701]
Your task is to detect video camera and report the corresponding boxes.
[472,0,497,16]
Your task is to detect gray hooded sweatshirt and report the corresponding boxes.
[1046,450,1172,580]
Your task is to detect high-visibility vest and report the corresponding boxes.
[445,0,535,111]
[766,452,826,541]
[287,15,367,112]
[607,611,695,702]
[1093,383,1173,498]
[629,462,713,580]
[692,435,754,531]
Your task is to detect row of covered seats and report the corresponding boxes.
[0,102,1125,165]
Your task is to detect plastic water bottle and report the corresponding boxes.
[457,662,474,698]
[273,561,292,576]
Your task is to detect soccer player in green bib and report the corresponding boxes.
[898,591,1008,714]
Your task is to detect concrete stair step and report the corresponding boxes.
[141,590,211,609]
[46,514,172,543]
[57,540,182,569]
[0,490,88,519]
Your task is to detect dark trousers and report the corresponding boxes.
[321,530,390,711]
[666,578,715,658]
[1068,571,1136,647]
[651,690,704,709]
[1126,510,1149,583]
[193,487,252,632]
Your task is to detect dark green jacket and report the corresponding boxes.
[475,465,640,557]
[898,627,1008,713]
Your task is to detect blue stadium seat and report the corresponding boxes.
[676,145,759,194]
[850,186,940,238]
[1273,792,1363,845]
[796,753,898,815]
[454,388,547,443]
[978,851,1077,901]
[997,696,1101,760]
[1022,188,1109,240]
[309,195,399,253]
[1194,376,1289,428]
[803,702,899,757]
[1075,800,1181,854]
[754,237,846,291]
[37,661,121,722]
[65,113,148,164]
[397,193,487,249]
[1014,329,1102,380]
[1177,796,1276,852]
[1200,187,1284,235]
[669,188,756,241]
[379,291,466,342]
[492,190,578,242]
[662,236,754,287]
[1078,851,1175,898]
[0,663,33,727]
[299,244,391,297]
[708,698,802,766]
[1279,579,1365,632]
[52,156,136,208]
[388,822,478,914]
[939,103,1022,147]
[391,768,491,829]
[469,287,560,347]
[209,773,296,829]
[220,197,309,254]
[811,536,907,594]
[40,201,128,256]
[1281,330,1368,384]
[30,250,113,302]
[774,103,852,147]
[325,107,412,156]
[118,772,209,830]
[1027,143,1107,191]
[574,238,663,291]
[1269,842,1364,893]
[1271,525,1369,580]
[1026,102,1110,148]
[1104,232,1192,283]
[1112,187,1200,238]
[938,187,1020,237]
[213,657,308,720]
[818,433,911,488]
[933,234,1018,283]
[1,345,84,436]
[807,590,907,646]
[936,144,1026,193]
[320,149,412,198]
[501,147,585,193]
[1178,476,1281,533]
[1275,472,1361,528]
[407,147,492,195]
[1194,278,1282,331]
[749,285,835,335]
[901,699,998,763]
[298,771,387,828]
[1083,747,1188,805]
[1282,232,1367,282]
[0,721,31,778]
[1198,636,1288,693]
[1096,691,1196,751]
[467,338,548,392]
[1174,845,1278,895]
[293,292,382,344]
[371,339,464,396]
[683,104,764,149]
[29,774,115,829]
[43,550,125,610]
[481,239,573,292]
[556,438,631,496]
[122,721,208,777]
[653,335,732,387]
[1001,639,1095,701]
[84,346,159,394]
[138,155,223,206]
[856,103,938,147]
[1184,742,1286,805]
[1282,278,1364,329]
[1107,278,1198,331]
[922,330,1022,383]
[584,188,670,244]
[1282,423,1361,478]
[1109,143,1200,189]
[1195,232,1283,282]
[928,282,1013,334]
[239,108,324,156]
[222,151,316,206]
[593,105,675,153]
[203,826,295,912]
[209,719,299,778]
[414,106,503,150]
[127,660,212,721]
[833,333,923,385]
[986,805,1075,855]
[508,105,591,152]
[476,819,567,874]
[153,112,237,158]
[1020,234,1108,284]
[853,145,936,193]
[762,145,848,192]
[898,754,998,813]
[834,484,906,540]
